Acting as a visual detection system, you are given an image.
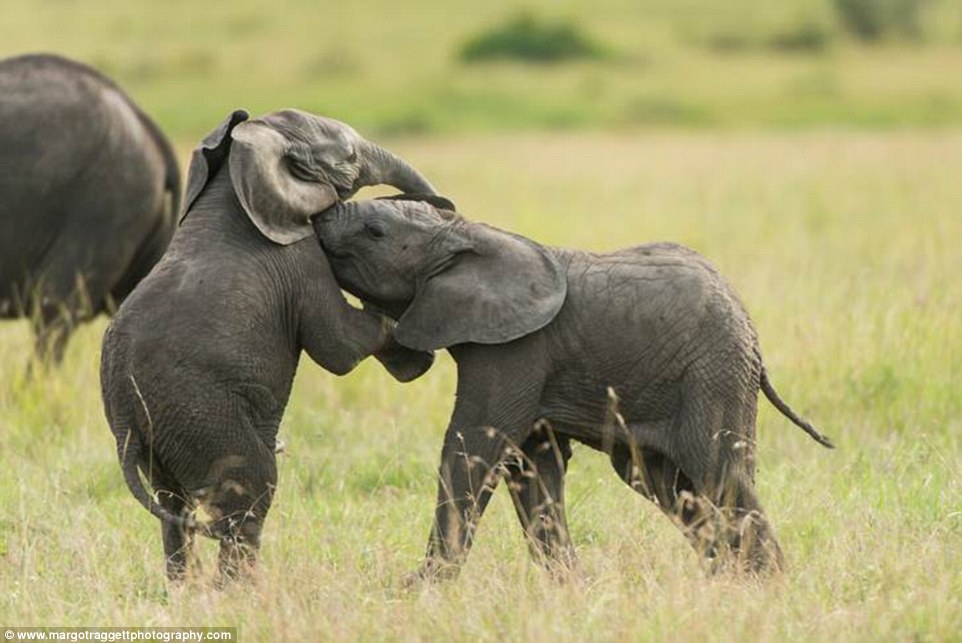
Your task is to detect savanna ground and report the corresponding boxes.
[1,1,961,641]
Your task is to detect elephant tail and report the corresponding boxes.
[119,431,215,537]
[760,367,835,449]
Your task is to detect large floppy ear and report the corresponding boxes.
[377,193,457,212]
[228,118,339,245]
[395,223,567,351]
[180,109,249,222]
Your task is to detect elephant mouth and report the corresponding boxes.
[327,249,351,260]
[318,237,351,261]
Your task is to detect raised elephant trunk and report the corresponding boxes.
[360,141,437,195]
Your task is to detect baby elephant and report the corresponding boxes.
[101,110,435,582]
[315,195,833,582]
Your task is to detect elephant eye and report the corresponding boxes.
[284,143,321,182]
[346,148,357,163]
[364,221,386,239]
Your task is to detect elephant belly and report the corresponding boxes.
[539,374,681,435]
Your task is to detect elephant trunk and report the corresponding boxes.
[359,140,437,195]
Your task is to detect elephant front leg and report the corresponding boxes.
[407,423,531,586]
[405,341,546,586]
[202,457,276,585]
[505,422,577,577]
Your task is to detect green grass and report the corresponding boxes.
[1,130,960,640]
[2,1,962,137]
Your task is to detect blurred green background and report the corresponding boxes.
[3,0,961,139]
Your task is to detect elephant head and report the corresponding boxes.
[314,196,567,351]
[182,109,437,244]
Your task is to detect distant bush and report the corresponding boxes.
[768,19,834,52]
[460,13,609,64]
[834,0,929,41]
[703,31,755,54]
[704,18,833,55]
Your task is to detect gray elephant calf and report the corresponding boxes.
[101,110,435,581]
[315,195,833,582]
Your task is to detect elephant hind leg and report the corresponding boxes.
[699,472,785,575]
[211,498,269,584]
[649,373,784,574]
[27,275,94,366]
[29,221,142,364]
[198,470,275,584]
[609,443,701,530]
[157,489,198,582]
[609,445,783,574]
[32,306,74,365]
[134,459,198,582]
[216,524,262,584]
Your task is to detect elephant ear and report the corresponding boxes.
[180,109,249,222]
[228,118,339,245]
[395,223,567,351]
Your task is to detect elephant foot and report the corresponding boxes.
[401,559,461,590]
[539,552,581,584]
[215,534,260,588]
[164,556,197,584]
[698,508,785,578]
[213,560,259,590]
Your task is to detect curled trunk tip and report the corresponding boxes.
[361,141,437,195]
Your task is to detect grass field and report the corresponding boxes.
[1,129,959,641]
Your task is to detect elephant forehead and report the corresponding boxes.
[258,109,355,149]
[397,200,455,224]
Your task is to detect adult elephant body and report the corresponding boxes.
[101,109,436,582]
[315,197,834,581]
[0,53,180,361]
